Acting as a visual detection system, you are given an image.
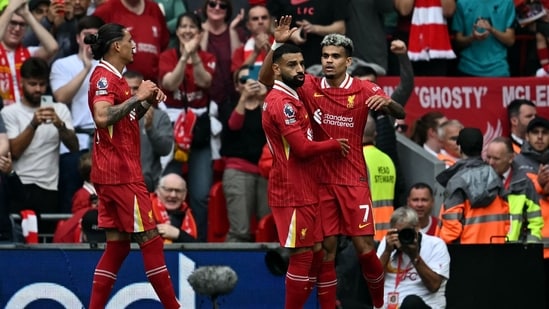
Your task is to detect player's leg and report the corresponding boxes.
[271,206,317,309]
[131,182,180,309]
[89,184,131,309]
[132,229,180,309]
[89,229,131,309]
[352,235,384,308]
[339,185,384,309]
[317,185,340,309]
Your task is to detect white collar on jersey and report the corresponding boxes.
[273,80,299,100]
[98,59,123,78]
[320,73,353,89]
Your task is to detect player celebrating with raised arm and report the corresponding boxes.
[84,23,180,309]
[262,43,349,309]
[259,16,406,309]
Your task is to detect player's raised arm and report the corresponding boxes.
[258,15,298,87]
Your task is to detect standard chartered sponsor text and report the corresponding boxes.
[323,113,354,127]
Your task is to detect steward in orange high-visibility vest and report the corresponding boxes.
[436,128,509,244]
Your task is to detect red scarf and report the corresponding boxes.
[21,209,38,244]
[150,194,198,241]
[0,44,30,106]
[407,0,455,61]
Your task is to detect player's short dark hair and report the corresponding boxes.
[77,15,105,34]
[273,43,302,64]
[84,23,126,60]
[20,57,50,80]
[320,34,354,57]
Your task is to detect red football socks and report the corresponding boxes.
[140,235,180,309]
[359,250,385,308]
[285,250,313,309]
[316,260,337,309]
[89,240,131,309]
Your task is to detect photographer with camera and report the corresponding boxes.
[377,207,450,309]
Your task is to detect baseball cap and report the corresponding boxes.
[526,116,549,132]
[81,209,105,243]
[457,127,483,156]
[29,0,50,11]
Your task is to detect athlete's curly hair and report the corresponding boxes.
[320,34,354,57]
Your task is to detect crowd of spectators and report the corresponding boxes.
[0,0,548,306]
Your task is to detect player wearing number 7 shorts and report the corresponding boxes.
[259,16,406,309]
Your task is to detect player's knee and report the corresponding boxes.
[132,229,160,245]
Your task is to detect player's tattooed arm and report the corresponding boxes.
[134,101,151,119]
[105,96,142,125]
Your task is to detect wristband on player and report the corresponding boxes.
[271,42,283,51]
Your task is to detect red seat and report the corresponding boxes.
[255,213,278,243]
[207,181,229,242]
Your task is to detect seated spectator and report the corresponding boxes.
[452,0,516,77]
[151,173,198,243]
[0,0,59,106]
[436,128,509,244]
[377,206,451,309]
[71,152,98,214]
[406,182,439,236]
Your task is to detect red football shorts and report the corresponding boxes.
[95,182,156,233]
[319,184,375,237]
[271,204,322,248]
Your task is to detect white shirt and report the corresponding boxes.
[1,102,74,190]
[377,233,451,309]
[50,54,98,153]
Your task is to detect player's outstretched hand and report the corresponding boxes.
[336,138,350,157]
[366,95,391,111]
[273,15,298,44]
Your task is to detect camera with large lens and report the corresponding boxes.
[398,228,417,245]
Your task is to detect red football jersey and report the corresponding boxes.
[298,74,390,186]
[262,80,319,207]
[158,48,216,109]
[93,0,169,82]
[88,60,144,184]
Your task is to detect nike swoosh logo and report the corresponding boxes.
[313,92,324,97]
[358,223,371,229]
[291,0,310,5]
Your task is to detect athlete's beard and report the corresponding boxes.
[282,73,305,89]
[324,73,336,80]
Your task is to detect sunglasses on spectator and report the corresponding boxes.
[251,15,269,21]
[208,1,228,10]
[8,20,27,29]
